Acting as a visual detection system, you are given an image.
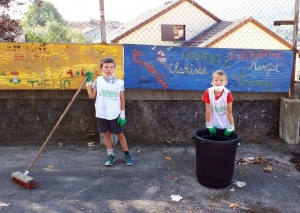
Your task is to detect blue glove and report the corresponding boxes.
[117,110,126,126]
[205,122,217,134]
[84,71,93,83]
[224,124,235,137]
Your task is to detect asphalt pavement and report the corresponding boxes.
[0,138,300,213]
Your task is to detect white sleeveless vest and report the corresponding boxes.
[95,76,123,120]
[208,87,230,129]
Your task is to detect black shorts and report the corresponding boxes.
[97,117,123,134]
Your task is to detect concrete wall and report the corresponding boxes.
[0,89,293,144]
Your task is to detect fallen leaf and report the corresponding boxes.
[137,149,142,153]
[47,165,54,169]
[254,157,262,163]
[58,142,63,146]
[171,176,178,180]
[236,156,268,165]
[166,140,172,145]
[229,202,239,208]
[165,156,172,160]
[264,164,273,173]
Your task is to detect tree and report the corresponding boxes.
[22,1,87,43]
[0,0,42,41]
[21,1,66,28]
[25,21,87,43]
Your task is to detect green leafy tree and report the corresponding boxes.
[22,1,87,43]
[21,1,66,28]
[25,21,87,43]
[0,0,42,41]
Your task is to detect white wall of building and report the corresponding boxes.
[119,2,217,45]
[212,23,290,50]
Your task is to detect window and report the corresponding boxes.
[161,24,185,42]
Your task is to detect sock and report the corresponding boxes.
[107,149,114,156]
[124,151,129,156]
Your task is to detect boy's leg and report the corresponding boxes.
[107,118,133,166]
[116,132,128,151]
[103,131,115,166]
[97,118,115,166]
[104,131,113,149]
[116,132,133,166]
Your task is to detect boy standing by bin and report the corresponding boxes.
[85,57,133,166]
[201,70,235,137]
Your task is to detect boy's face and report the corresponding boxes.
[212,74,227,86]
[101,62,115,77]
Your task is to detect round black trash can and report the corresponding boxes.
[193,128,240,188]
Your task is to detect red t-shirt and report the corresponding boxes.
[202,89,233,104]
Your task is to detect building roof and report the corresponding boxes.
[183,17,293,49]
[68,19,121,31]
[68,18,101,30]
[109,0,221,43]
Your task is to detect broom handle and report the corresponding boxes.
[27,77,88,171]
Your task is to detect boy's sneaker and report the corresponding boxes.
[125,154,134,166]
[105,155,115,166]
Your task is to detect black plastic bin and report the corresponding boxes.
[193,128,241,188]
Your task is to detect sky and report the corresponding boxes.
[37,0,165,23]
[10,0,224,23]
[6,0,166,23]
[9,0,293,24]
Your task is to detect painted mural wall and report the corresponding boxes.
[0,43,293,92]
[124,44,293,92]
[0,43,123,90]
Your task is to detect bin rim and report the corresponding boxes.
[193,129,241,145]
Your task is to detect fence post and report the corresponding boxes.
[99,0,106,43]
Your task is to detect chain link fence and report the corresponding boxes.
[1,0,296,44]
[1,0,299,78]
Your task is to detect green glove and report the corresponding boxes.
[224,124,235,137]
[84,71,93,82]
[205,122,216,135]
[117,110,126,126]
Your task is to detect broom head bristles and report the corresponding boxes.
[11,171,37,190]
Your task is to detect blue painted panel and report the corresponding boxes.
[124,44,293,92]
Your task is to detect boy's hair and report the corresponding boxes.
[99,57,116,68]
[212,70,227,80]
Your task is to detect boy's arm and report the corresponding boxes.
[120,91,125,110]
[117,91,126,126]
[227,102,234,125]
[86,85,96,98]
[224,102,235,137]
[205,103,211,123]
[205,103,216,134]
[85,71,96,98]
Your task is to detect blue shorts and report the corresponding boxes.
[97,118,123,134]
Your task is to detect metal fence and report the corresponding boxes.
[1,0,299,83]
[1,0,296,45]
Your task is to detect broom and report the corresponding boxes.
[11,75,89,189]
